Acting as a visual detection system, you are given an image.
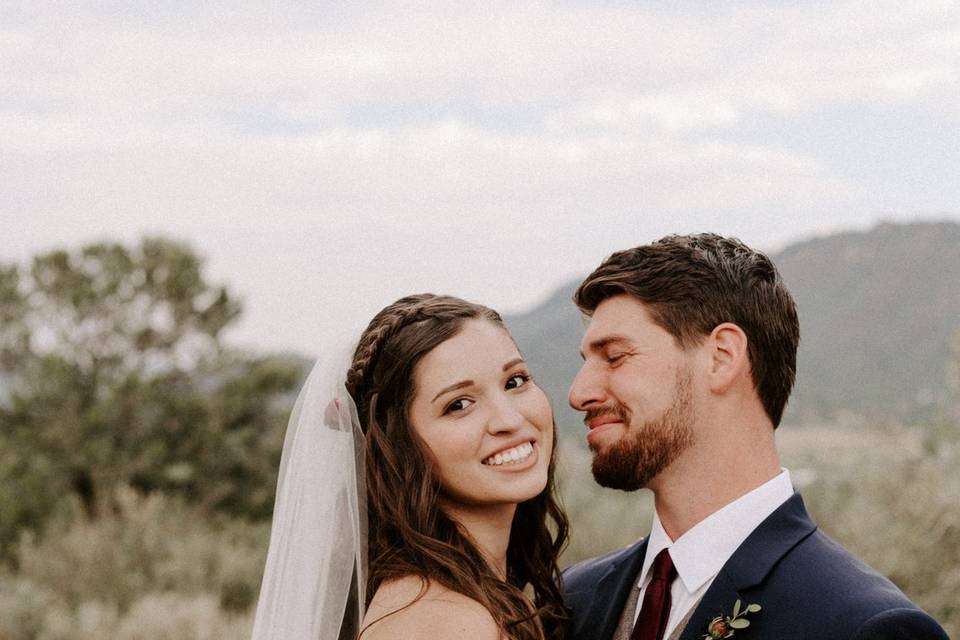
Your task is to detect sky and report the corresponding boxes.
[3,1,959,357]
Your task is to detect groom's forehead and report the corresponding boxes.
[581,296,658,336]
[578,301,684,365]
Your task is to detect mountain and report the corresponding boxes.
[503,281,585,432]
[778,221,960,423]
[504,220,960,432]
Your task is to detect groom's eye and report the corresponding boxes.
[606,353,627,364]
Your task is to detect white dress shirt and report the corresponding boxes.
[631,469,795,638]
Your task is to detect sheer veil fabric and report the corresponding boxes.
[251,350,367,640]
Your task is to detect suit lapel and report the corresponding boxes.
[666,594,705,640]
[677,493,817,640]
[677,570,742,640]
[578,539,648,640]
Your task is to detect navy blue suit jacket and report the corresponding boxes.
[563,493,948,640]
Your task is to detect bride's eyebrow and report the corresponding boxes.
[430,358,527,403]
[432,380,473,403]
[502,357,524,371]
[430,358,526,402]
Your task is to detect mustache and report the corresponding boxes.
[584,404,631,427]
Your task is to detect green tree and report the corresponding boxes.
[0,238,302,559]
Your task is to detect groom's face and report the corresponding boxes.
[568,295,696,490]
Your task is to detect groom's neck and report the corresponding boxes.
[650,415,781,541]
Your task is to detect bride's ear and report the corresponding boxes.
[704,323,749,394]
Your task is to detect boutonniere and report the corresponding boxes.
[702,599,761,639]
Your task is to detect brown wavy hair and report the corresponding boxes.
[346,294,570,640]
[575,233,799,427]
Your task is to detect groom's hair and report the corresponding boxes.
[574,233,799,428]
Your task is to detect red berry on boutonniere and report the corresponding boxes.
[701,600,761,639]
[707,616,731,638]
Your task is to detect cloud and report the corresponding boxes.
[1,0,957,353]
[4,1,958,135]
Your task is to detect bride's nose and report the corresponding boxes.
[487,396,525,434]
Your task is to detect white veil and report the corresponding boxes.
[251,348,367,640]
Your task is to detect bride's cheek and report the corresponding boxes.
[533,394,553,432]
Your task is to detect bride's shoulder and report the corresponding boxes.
[360,575,500,640]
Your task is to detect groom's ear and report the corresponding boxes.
[704,322,750,394]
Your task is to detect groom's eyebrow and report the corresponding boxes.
[580,335,630,359]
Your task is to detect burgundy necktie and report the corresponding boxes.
[631,548,677,640]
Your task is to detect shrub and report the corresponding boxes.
[0,487,267,640]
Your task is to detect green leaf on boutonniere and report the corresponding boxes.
[701,600,761,639]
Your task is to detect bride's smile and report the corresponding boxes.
[407,318,553,509]
[481,439,536,467]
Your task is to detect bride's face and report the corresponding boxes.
[407,319,553,510]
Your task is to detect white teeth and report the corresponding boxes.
[483,442,534,466]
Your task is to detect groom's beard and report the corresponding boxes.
[588,368,695,491]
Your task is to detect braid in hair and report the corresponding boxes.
[345,294,435,412]
[351,294,570,640]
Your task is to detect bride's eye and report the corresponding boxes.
[505,373,530,390]
[444,397,474,414]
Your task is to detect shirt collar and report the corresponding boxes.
[637,469,794,594]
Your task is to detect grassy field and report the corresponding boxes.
[1,423,956,639]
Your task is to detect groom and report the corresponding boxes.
[562,234,947,640]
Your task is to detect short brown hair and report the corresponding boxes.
[575,234,799,427]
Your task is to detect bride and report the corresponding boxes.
[252,294,570,640]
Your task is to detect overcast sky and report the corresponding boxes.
[3,1,958,357]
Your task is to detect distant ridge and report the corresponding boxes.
[505,220,960,432]
[778,220,960,423]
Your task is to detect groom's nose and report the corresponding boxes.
[568,361,604,412]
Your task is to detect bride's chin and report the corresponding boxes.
[508,473,550,503]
